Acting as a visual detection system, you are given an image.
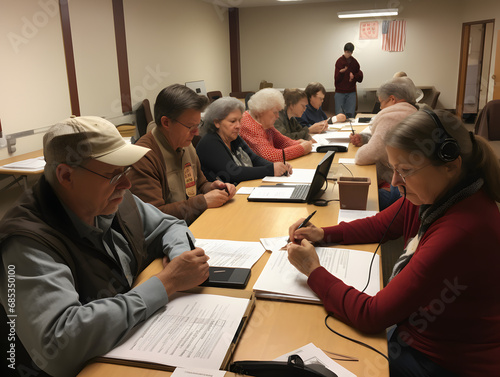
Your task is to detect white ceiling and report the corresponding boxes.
[202,0,354,8]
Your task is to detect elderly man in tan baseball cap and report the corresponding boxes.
[0,116,209,376]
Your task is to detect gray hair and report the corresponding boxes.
[247,88,285,117]
[201,97,245,135]
[384,109,500,201]
[376,77,417,104]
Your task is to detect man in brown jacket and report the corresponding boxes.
[129,84,236,225]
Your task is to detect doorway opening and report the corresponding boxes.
[456,20,495,123]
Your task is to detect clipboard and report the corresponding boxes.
[93,288,255,372]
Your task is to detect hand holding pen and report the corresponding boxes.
[282,149,289,176]
[287,210,324,244]
[341,106,355,135]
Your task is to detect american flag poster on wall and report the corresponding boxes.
[381,20,406,52]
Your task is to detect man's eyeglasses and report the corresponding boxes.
[387,163,431,183]
[174,118,201,131]
[78,165,131,185]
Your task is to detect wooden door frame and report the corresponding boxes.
[456,19,495,118]
[493,30,500,100]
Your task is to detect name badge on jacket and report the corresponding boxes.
[184,162,196,197]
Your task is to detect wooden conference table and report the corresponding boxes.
[79,125,389,377]
[0,149,44,190]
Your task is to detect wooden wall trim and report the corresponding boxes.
[456,24,470,118]
[112,0,132,113]
[59,0,80,116]
[229,8,241,93]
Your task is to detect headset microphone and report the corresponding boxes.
[422,109,460,162]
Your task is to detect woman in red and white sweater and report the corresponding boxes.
[287,110,500,377]
[240,88,312,162]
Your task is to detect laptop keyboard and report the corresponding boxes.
[291,185,310,200]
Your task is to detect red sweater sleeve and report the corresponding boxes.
[240,111,304,162]
[309,191,500,354]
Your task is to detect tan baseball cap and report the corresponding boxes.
[43,116,150,166]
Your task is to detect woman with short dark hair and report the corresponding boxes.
[275,88,346,140]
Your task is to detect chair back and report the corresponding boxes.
[259,80,273,89]
[322,91,335,117]
[207,91,223,103]
[230,91,254,99]
[134,99,153,140]
[475,99,500,140]
[420,87,440,109]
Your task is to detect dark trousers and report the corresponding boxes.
[388,327,458,377]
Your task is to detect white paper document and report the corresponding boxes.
[195,239,266,269]
[337,209,378,224]
[103,293,250,370]
[275,343,357,377]
[328,121,353,130]
[253,247,380,302]
[171,367,226,377]
[322,131,352,142]
[260,236,289,253]
[262,168,315,183]
[0,156,45,171]
[338,158,356,164]
[312,134,349,153]
[247,186,296,199]
[236,186,254,195]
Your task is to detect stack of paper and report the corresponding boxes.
[0,156,45,171]
[253,247,380,303]
[274,343,357,377]
[337,209,378,223]
[312,132,350,152]
[102,293,251,370]
[195,239,266,269]
[261,168,315,183]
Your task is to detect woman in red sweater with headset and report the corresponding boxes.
[287,109,500,376]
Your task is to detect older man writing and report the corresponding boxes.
[0,116,209,376]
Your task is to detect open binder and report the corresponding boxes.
[94,287,255,372]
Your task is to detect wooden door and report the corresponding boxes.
[493,30,500,100]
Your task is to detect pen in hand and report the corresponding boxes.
[186,232,195,250]
[341,106,355,135]
[287,210,317,242]
[282,149,288,176]
[215,176,230,195]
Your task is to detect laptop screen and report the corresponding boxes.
[305,150,335,203]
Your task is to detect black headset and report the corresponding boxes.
[422,109,460,162]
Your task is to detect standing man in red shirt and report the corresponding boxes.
[334,42,363,119]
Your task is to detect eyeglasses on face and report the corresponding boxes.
[77,165,131,185]
[174,118,201,131]
[387,162,431,183]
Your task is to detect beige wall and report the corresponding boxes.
[0,0,231,160]
[123,0,231,112]
[239,0,500,110]
[0,0,71,158]
[70,0,122,118]
[1,0,500,161]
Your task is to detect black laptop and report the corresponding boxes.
[247,151,335,203]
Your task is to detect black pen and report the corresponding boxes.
[341,106,355,135]
[297,210,317,230]
[215,176,230,195]
[288,210,317,242]
[282,149,288,176]
[186,232,195,250]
